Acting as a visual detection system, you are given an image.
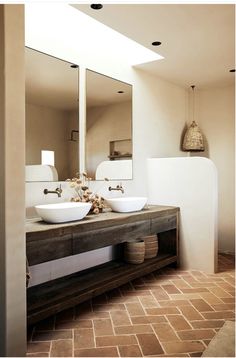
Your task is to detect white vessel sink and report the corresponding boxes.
[106,197,147,213]
[35,202,91,223]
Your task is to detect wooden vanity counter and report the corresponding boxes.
[26,205,179,324]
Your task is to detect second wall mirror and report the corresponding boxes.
[25,47,79,182]
[86,69,133,180]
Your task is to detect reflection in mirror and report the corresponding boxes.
[25,47,79,182]
[86,70,132,180]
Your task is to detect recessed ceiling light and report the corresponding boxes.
[90,4,103,10]
[117,90,124,94]
[229,69,235,72]
[70,64,78,68]
[152,41,162,46]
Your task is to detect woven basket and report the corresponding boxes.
[143,235,159,259]
[124,239,145,264]
[182,121,204,151]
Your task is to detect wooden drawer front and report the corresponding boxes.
[150,214,177,234]
[72,219,150,254]
[27,234,73,265]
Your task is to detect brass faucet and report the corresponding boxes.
[44,184,62,198]
[108,184,124,194]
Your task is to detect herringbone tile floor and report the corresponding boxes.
[27,254,235,357]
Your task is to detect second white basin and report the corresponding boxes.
[35,202,92,223]
[106,197,147,213]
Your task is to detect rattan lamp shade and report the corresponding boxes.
[182,120,205,151]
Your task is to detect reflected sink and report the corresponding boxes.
[106,197,147,213]
[35,202,92,223]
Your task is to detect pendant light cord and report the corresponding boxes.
[191,85,195,123]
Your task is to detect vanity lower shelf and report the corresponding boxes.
[27,252,177,325]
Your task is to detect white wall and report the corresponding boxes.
[192,86,235,254]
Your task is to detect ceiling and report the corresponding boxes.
[73,4,235,89]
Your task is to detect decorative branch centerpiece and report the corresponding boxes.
[66,173,108,214]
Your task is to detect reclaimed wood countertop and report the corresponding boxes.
[26,205,179,236]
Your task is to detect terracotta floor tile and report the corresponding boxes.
[162,284,181,294]
[169,293,201,300]
[96,334,137,347]
[177,329,215,340]
[27,353,49,357]
[146,307,180,315]
[114,324,153,334]
[139,295,158,308]
[74,328,95,349]
[27,254,235,358]
[159,299,191,307]
[131,315,167,324]
[199,292,224,305]
[74,347,119,357]
[50,339,73,357]
[221,297,235,304]
[93,303,126,312]
[216,282,235,291]
[211,303,235,311]
[118,344,142,357]
[189,352,203,357]
[55,319,92,329]
[27,342,51,354]
[32,330,72,342]
[125,302,145,316]
[170,279,191,289]
[136,333,164,355]
[208,286,232,298]
[162,340,205,354]
[191,320,225,329]
[166,315,192,330]
[151,287,170,300]
[110,310,131,326]
[179,306,204,321]
[152,322,180,342]
[180,288,209,293]
[190,299,214,312]
[93,318,114,336]
[202,310,235,319]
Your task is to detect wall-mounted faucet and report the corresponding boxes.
[108,184,124,194]
[44,184,62,198]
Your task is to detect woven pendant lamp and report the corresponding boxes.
[183,86,205,152]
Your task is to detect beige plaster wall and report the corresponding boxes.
[86,101,132,178]
[26,103,78,180]
[192,85,235,253]
[0,5,26,356]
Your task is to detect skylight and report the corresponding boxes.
[25,3,163,67]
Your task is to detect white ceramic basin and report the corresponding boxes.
[35,202,92,223]
[106,197,147,213]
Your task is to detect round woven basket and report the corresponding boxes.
[143,235,159,259]
[124,239,145,264]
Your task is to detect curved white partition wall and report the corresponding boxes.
[147,157,218,273]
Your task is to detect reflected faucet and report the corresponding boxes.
[108,184,124,194]
[44,184,62,198]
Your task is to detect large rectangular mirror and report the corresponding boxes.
[86,69,132,180]
[25,47,79,182]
